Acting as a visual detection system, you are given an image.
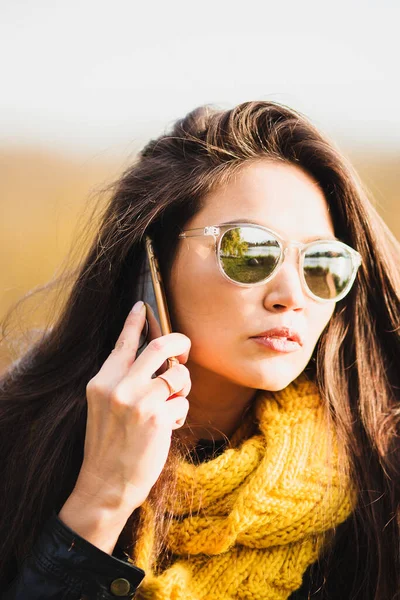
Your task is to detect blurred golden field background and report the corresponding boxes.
[1,1,400,372]
[1,146,399,372]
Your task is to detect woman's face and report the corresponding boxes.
[168,160,336,391]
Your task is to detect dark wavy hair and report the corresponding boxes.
[1,101,399,598]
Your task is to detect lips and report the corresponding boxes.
[251,327,303,346]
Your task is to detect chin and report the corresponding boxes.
[251,363,307,392]
[260,378,293,392]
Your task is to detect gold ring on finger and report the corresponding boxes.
[157,374,176,397]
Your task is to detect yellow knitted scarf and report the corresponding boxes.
[131,373,356,600]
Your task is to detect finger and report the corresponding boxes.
[118,361,191,407]
[154,364,192,400]
[163,396,190,430]
[126,332,191,387]
[145,301,193,377]
[145,302,188,377]
[96,302,147,384]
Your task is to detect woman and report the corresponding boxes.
[1,101,399,599]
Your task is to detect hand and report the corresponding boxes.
[70,301,191,516]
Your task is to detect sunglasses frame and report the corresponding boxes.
[178,222,362,303]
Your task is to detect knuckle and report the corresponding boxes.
[130,395,156,421]
[109,385,128,407]
[179,397,190,412]
[179,333,192,347]
[148,412,164,429]
[130,402,144,420]
[175,363,187,372]
[172,333,191,348]
[178,363,189,375]
[148,337,165,352]
[111,339,126,352]
[86,377,105,397]
[147,334,191,356]
[112,338,135,354]
[176,363,191,382]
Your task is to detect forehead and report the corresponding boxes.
[195,160,335,241]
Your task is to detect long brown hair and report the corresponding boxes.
[1,101,399,598]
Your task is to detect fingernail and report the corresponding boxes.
[131,300,145,314]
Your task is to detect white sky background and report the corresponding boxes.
[1,0,399,158]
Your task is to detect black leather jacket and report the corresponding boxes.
[2,511,311,599]
[3,511,145,599]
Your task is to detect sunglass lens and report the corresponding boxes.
[219,226,280,284]
[303,243,354,299]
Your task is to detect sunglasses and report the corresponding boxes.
[178,222,362,302]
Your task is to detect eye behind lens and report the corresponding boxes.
[303,243,354,300]
[219,225,281,284]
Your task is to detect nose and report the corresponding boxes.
[262,247,306,312]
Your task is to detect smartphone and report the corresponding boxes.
[138,235,179,370]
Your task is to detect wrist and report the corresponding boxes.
[72,468,144,514]
[58,493,134,555]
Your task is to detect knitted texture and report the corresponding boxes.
[131,373,356,599]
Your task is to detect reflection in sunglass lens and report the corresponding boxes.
[219,227,356,300]
[219,226,280,284]
[303,243,354,299]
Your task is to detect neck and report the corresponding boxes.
[178,360,257,446]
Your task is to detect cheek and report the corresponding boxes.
[168,283,237,372]
[308,303,335,347]
[167,246,229,335]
